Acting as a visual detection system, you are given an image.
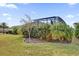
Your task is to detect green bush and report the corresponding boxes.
[50,23,73,43]
[38,23,50,40]
[29,23,50,39]
[12,27,18,34]
[22,22,73,43]
[30,26,39,38]
[11,26,23,35]
[74,23,79,39]
[17,27,23,34]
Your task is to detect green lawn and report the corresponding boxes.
[0,34,79,56]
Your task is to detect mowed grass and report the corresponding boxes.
[0,34,79,56]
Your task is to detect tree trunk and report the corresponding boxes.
[28,29,31,43]
[3,27,5,34]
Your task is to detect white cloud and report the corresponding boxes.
[66,14,75,19]
[2,13,12,20]
[68,3,77,6]
[0,3,17,8]
[7,17,12,20]
[67,3,77,7]
[2,13,9,16]
[23,3,30,5]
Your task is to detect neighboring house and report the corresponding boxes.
[0,28,12,34]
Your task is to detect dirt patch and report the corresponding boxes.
[24,38,48,43]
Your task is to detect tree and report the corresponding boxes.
[1,22,8,34]
[21,14,32,43]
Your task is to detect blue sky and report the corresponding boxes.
[0,3,79,27]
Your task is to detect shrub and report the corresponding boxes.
[74,23,79,39]
[29,23,50,39]
[22,22,73,43]
[50,23,73,43]
[38,23,50,40]
[12,27,18,34]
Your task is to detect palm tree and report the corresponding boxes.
[1,22,8,34]
[21,14,32,43]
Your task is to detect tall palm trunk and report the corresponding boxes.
[3,26,5,34]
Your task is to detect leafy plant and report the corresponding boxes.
[50,23,73,43]
[74,23,79,39]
